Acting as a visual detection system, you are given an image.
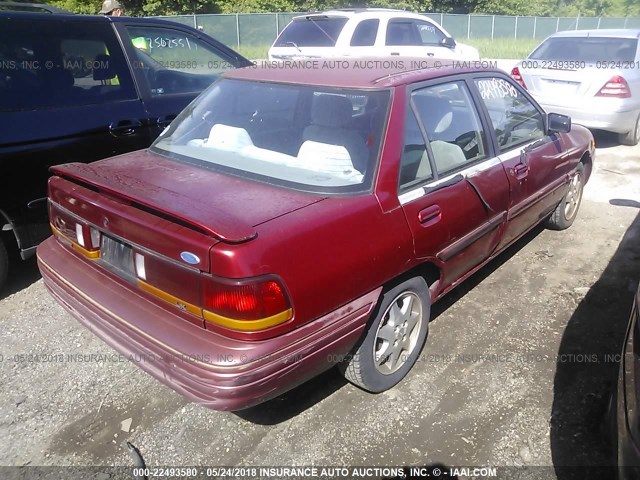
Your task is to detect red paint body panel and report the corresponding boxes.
[38,239,380,410]
[52,153,325,244]
[38,65,595,410]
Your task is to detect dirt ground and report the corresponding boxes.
[1,131,639,478]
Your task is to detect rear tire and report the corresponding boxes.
[619,114,640,146]
[546,162,585,231]
[339,277,430,393]
[0,237,8,293]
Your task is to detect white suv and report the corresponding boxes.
[269,9,480,61]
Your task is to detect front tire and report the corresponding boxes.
[546,162,585,231]
[340,277,430,393]
[619,114,640,146]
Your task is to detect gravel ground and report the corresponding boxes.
[1,131,639,477]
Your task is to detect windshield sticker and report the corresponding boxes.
[477,78,518,100]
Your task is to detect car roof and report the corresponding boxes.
[224,58,501,89]
[548,29,640,39]
[293,9,437,22]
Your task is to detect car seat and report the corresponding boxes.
[302,94,368,173]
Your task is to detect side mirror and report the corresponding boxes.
[441,37,456,49]
[547,112,571,134]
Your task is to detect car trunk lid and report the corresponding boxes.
[49,149,326,272]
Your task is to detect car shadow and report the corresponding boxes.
[550,207,640,478]
[236,224,547,425]
[591,129,623,149]
[0,236,41,300]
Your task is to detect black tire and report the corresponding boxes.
[546,162,585,231]
[339,277,430,393]
[619,114,640,147]
[0,237,8,293]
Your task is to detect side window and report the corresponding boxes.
[386,20,419,46]
[474,77,544,152]
[350,19,379,47]
[125,26,234,96]
[415,21,446,45]
[411,82,488,176]
[0,19,136,111]
[399,109,433,191]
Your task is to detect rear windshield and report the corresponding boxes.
[152,78,390,194]
[274,17,348,47]
[530,37,638,62]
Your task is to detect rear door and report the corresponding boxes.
[116,21,250,140]
[0,15,149,249]
[383,18,452,59]
[398,78,510,287]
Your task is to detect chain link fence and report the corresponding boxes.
[154,12,640,50]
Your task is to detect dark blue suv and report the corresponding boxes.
[0,9,252,290]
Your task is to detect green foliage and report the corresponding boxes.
[48,0,640,18]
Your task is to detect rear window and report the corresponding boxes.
[274,17,348,47]
[152,78,390,194]
[530,37,638,62]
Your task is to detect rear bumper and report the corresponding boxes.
[536,101,639,134]
[37,237,380,411]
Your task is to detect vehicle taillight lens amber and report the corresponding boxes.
[202,276,292,331]
[511,66,526,89]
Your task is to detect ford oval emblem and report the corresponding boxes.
[180,251,200,265]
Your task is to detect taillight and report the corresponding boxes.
[49,202,101,259]
[596,75,631,98]
[202,276,292,331]
[511,66,526,89]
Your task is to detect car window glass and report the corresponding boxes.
[274,17,348,47]
[0,19,136,111]
[415,21,446,45]
[152,79,390,194]
[474,77,544,152]
[386,20,419,46]
[530,37,638,62]
[350,19,379,47]
[412,82,488,176]
[399,108,433,191]
[125,26,234,97]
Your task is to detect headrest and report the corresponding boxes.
[93,54,116,81]
[205,124,253,150]
[412,95,453,135]
[311,94,353,128]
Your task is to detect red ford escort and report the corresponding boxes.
[37,60,595,410]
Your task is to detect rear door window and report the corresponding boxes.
[350,19,379,47]
[0,18,136,111]
[274,17,348,47]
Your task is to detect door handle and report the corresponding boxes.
[109,119,142,137]
[390,52,400,55]
[427,52,435,57]
[418,205,441,225]
[512,163,529,180]
[157,114,177,128]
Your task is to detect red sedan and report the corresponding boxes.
[37,60,595,410]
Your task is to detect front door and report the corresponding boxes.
[472,75,571,250]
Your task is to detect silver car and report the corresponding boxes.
[512,29,640,145]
